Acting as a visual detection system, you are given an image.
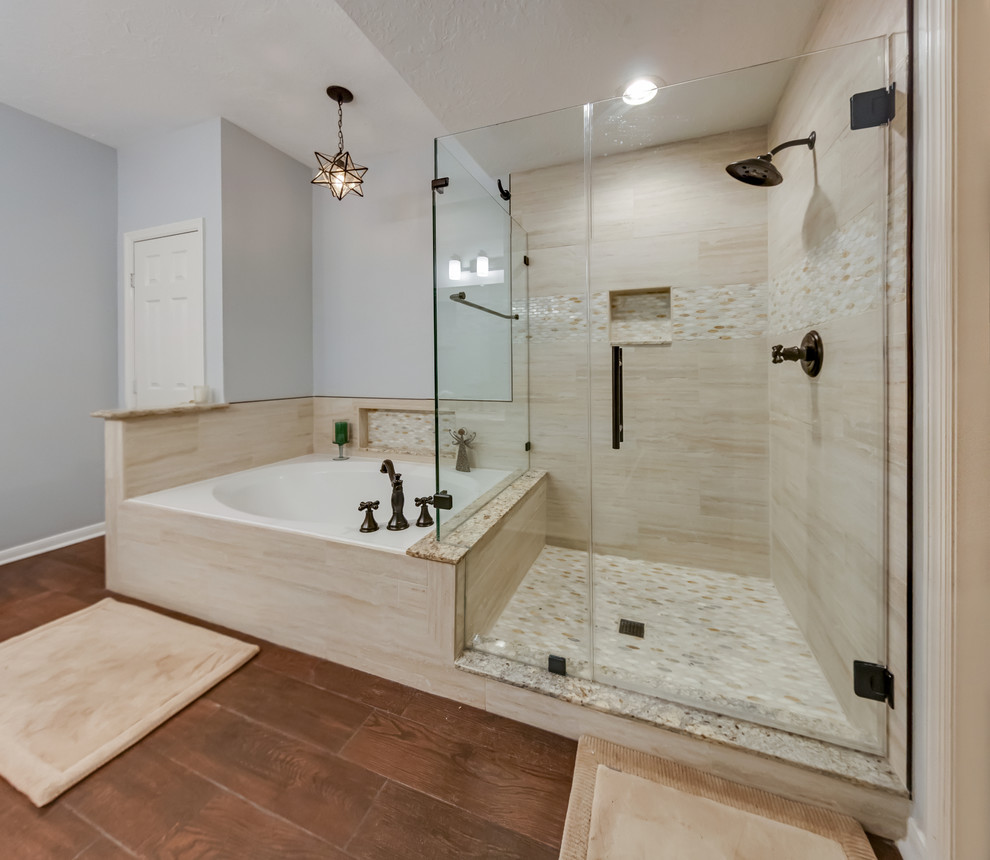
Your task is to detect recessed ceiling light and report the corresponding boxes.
[622,77,662,105]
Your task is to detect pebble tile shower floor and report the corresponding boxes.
[472,545,870,747]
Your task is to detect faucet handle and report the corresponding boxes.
[414,496,435,528]
[359,500,380,533]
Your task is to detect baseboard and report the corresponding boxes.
[898,818,927,860]
[0,523,106,566]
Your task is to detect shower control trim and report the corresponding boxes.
[771,330,823,377]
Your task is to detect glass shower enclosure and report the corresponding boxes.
[433,38,893,753]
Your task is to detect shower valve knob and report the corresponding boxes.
[770,330,823,377]
[771,344,804,363]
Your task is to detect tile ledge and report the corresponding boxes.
[91,403,231,420]
[407,470,548,563]
[455,649,908,798]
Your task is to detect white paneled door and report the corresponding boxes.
[131,230,204,408]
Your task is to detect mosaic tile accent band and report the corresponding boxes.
[769,211,884,334]
[472,545,873,749]
[364,409,457,457]
[525,284,769,344]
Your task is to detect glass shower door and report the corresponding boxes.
[586,39,890,752]
[434,106,596,681]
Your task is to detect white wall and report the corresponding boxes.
[117,118,224,402]
[221,120,313,402]
[0,102,117,552]
[313,142,439,399]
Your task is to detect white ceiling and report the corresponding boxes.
[0,0,828,167]
[335,0,829,133]
[0,0,443,165]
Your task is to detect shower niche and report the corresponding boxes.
[608,287,672,345]
[432,35,908,774]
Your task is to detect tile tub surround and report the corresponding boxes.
[471,546,874,750]
[104,408,551,712]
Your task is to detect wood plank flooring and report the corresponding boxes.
[0,538,903,859]
[0,539,569,859]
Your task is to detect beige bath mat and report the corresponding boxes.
[560,736,876,860]
[0,598,258,806]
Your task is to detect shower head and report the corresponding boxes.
[725,131,816,187]
[726,155,782,186]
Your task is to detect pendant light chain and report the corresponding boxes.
[312,85,368,199]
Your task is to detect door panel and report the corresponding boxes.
[133,231,204,408]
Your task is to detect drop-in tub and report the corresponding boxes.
[130,454,511,553]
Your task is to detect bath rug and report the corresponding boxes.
[559,736,876,860]
[0,598,258,806]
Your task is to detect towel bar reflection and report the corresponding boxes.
[449,291,519,320]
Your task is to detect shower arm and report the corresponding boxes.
[449,291,519,321]
[767,131,817,158]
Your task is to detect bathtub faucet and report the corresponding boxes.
[380,460,410,530]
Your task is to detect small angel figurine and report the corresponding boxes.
[449,427,476,472]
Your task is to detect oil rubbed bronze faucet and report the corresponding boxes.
[770,330,824,377]
[379,459,409,530]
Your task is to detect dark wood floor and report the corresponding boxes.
[0,538,902,859]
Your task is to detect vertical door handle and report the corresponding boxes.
[612,346,623,449]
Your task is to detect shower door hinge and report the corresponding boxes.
[432,490,453,510]
[431,177,449,194]
[849,84,896,130]
[524,441,531,451]
[548,655,566,676]
[853,660,894,708]
[523,255,530,266]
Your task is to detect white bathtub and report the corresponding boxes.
[131,454,511,554]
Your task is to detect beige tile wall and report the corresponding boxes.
[512,126,772,573]
[112,500,486,705]
[117,398,314,499]
[463,481,547,643]
[767,0,909,775]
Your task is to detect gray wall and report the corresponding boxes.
[0,102,117,551]
[221,120,313,402]
[117,118,224,402]
[313,143,436,399]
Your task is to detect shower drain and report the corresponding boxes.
[618,618,645,638]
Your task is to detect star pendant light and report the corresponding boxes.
[312,86,368,199]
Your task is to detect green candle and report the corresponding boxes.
[334,421,349,445]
